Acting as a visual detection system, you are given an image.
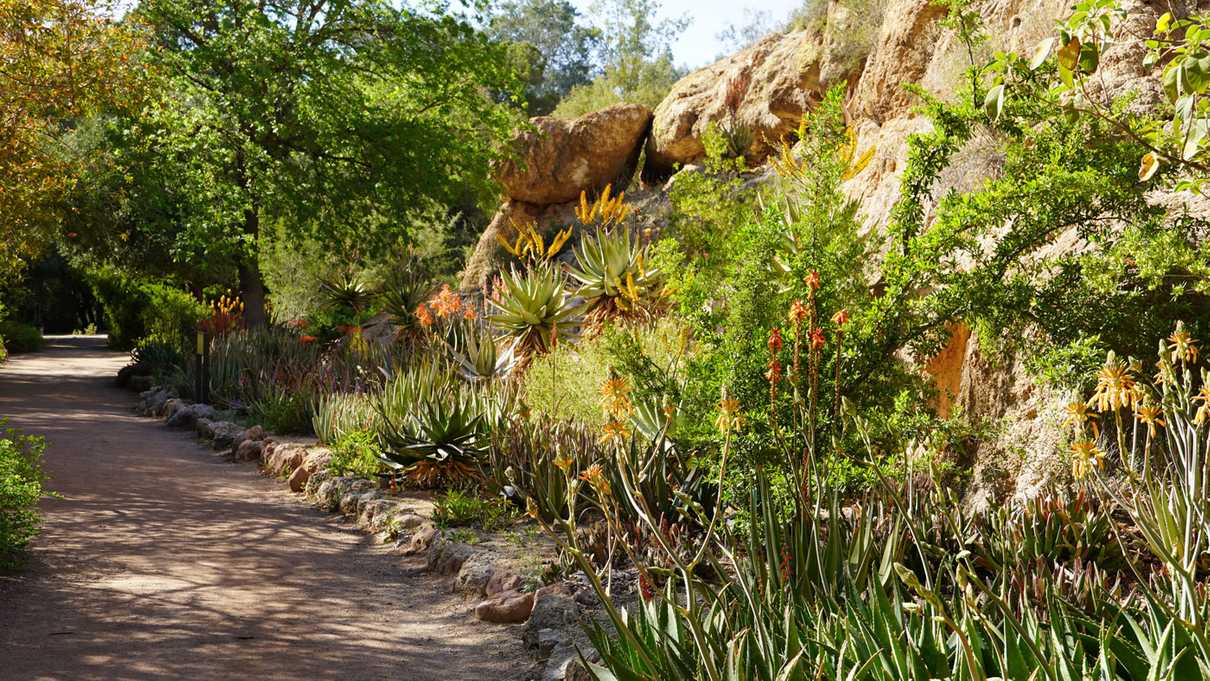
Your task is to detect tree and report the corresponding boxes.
[553,0,687,117]
[0,0,137,278]
[488,0,601,115]
[126,0,525,324]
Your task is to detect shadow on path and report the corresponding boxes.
[0,337,524,681]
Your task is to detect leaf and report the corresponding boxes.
[983,83,1006,121]
[1182,118,1207,161]
[1058,36,1082,72]
[1156,11,1172,34]
[1030,37,1056,70]
[1138,152,1160,181]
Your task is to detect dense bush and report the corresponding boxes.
[0,321,44,353]
[0,421,49,567]
[85,268,205,351]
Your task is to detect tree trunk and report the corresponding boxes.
[239,260,268,327]
[239,203,268,327]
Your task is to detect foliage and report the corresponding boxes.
[433,488,517,531]
[488,0,603,115]
[0,420,49,567]
[552,0,686,117]
[488,265,585,357]
[0,322,44,354]
[0,336,6,365]
[327,429,384,479]
[489,418,604,523]
[0,0,139,276]
[95,0,525,324]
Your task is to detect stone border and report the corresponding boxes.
[133,386,597,681]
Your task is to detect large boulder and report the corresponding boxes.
[646,25,863,172]
[495,104,652,205]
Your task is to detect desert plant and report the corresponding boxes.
[433,488,517,531]
[568,227,661,321]
[249,384,313,434]
[439,316,519,382]
[496,219,572,266]
[313,392,380,445]
[487,265,583,356]
[128,335,185,381]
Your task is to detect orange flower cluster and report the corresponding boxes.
[430,284,463,318]
[415,303,434,328]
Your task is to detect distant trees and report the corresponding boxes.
[488,0,602,115]
[553,0,688,118]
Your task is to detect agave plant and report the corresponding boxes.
[487,265,583,356]
[372,361,491,486]
[568,227,660,320]
[320,271,374,315]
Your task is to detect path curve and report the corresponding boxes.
[0,336,524,681]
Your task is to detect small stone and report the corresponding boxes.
[524,585,578,648]
[234,438,263,462]
[456,553,497,596]
[210,421,245,450]
[486,572,523,597]
[536,628,564,657]
[394,513,427,530]
[244,425,267,441]
[474,590,535,624]
[401,524,438,556]
[426,536,475,574]
[288,464,311,493]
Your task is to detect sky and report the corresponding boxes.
[571,0,805,69]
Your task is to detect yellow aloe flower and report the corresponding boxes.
[1134,403,1165,438]
[715,397,743,435]
[1070,441,1104,480]
[1062,400,1100,437]
[600,419,630,444]
[1090,357,1138,413]
[600,375,632,419]
[1168,324,1199,365]
[579,463,612,496]
[1194,386,1210,426]
[553,453,574,472]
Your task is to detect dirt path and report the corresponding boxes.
[0,336,525,681]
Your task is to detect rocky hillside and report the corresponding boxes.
[462,0,1193,505]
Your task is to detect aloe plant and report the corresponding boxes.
[487,265,583,356]
[568,228,660,320]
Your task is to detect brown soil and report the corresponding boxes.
[0,336,527,680]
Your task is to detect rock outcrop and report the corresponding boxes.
[495,104,652,205]
[647,26,862,171]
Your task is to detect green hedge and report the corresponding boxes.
[0,421,48,567]
[0,322,44,354]
[85,268,205,352]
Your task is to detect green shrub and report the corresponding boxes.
[327,429,384,478]
[128,334,185,381]
[0,336,7,364]
[0,321,44,353]
[0,421,48,567]
[433,489,516,531]
[84,267,148,349]
[140,283,206,354]
[249,386,313,435]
